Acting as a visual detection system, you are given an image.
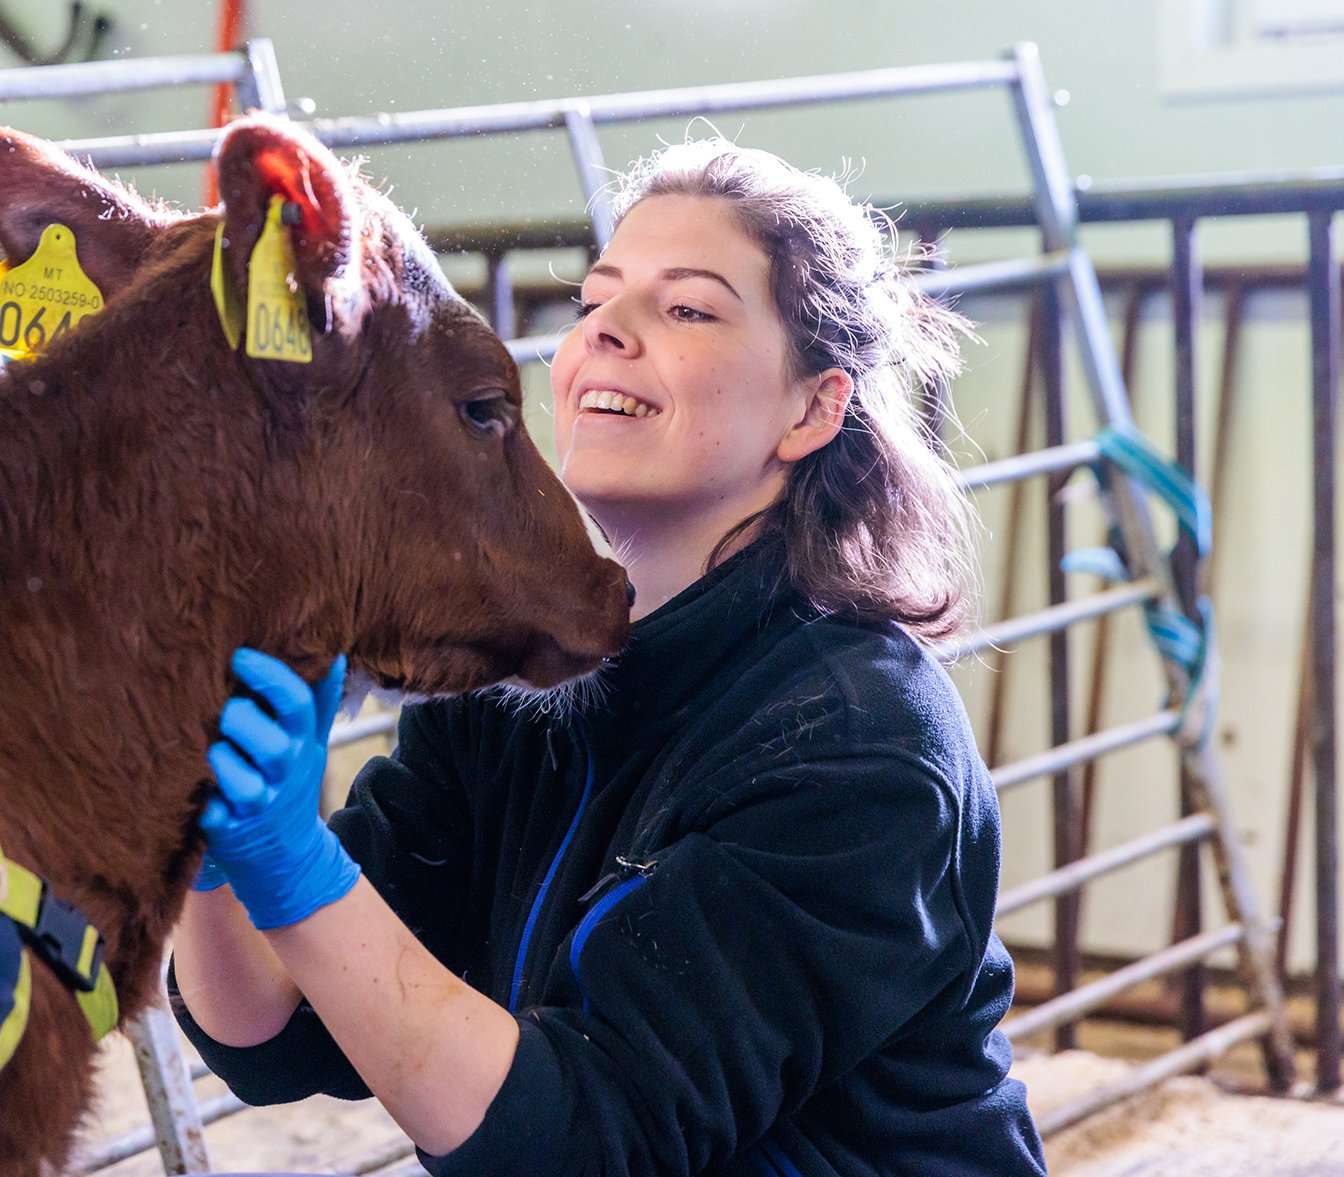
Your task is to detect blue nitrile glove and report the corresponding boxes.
[200,648,359,930]
[191,851,229,892]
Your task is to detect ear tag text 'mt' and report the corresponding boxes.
[245,195,312,364]
[0,224,104,361]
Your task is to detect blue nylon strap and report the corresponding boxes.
[1095,424,1212,558]
[1067,424,1217,744]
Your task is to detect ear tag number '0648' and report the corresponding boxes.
[245,195,312,364]
[0,224,104,361]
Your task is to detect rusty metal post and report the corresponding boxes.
[1169,215,1207,1043]
[986,295,1041,766]
[1040,273,1080,1050]
[1308,210,1342,1091]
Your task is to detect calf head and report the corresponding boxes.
[0,116,631,697]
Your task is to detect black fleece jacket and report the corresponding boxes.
[172,538,1046,1176]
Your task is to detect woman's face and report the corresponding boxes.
[550,194,815,548]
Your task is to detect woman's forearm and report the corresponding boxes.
[173,887,303,1046]
[264,876,519,1156]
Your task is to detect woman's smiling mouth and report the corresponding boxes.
[578,389,661,417]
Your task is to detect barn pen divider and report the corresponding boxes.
[0,39,1299,1173]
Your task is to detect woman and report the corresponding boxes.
[171,139,1047,1176]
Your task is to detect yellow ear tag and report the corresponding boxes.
[244,195,312,364]
[0,224,104,361]
[210,222,244,351]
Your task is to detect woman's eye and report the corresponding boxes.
[574,299,600,320]
[459,392,516,438]
[670,304,712,322]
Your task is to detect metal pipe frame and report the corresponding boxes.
[55,56,1023,167]
[957,438,1100,492]
[1170,216,1207,1044]
[1308,209,1342,1088]
[933,579,1160,664]
[1003,924,1245,1042]
[990,710,1181,794]
[910,251,1071,298]
[1032,1010,1274,1137]
[0,51,257,102]
[998,811,1216,917]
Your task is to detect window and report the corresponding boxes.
[1161,0,1344,98]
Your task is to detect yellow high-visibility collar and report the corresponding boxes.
[0,845,118,1044]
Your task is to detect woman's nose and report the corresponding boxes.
[582,299,638,355]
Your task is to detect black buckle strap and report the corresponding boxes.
[16,885,103,994]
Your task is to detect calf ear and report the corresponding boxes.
[0,127,159,298]
[214,115,366,331]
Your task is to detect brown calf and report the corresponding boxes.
[0,116,629,1175]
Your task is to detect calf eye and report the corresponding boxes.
[460,391,516,438]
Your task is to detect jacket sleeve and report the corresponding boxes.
[424,746,999,1177]
[169,702,475,1105]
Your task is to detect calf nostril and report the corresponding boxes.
[625,577,637,607]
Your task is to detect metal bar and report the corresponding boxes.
[563,106,615,248]
[59,127,226,169]
[1004,43,1077,246]
[505,333,563,365]
[910,252,1071,298]
[1278,573,1315,978]
[238,38,288,116]
[1308,208,1342,1091]
[122,1002,210,1175]
[482,251,517,338]
[957,438,1100,491]
[1038,271,1081,1049]
[79,1091,246,1173]
[0,51,253,102]
[1034,1010,1274,1138]
[1169,215,1207,1044]
[1181,737,1298,1088]
[984,296,1040,767]
[991,710,1181,793]
[998,812,1217,917]
[900,174,1344,232]
[1208,282,1246,559]
[934,579,1160,663]
[1002,923,1245,1042]
[57,58,1021,167]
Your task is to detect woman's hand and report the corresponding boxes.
[201,648,360,929]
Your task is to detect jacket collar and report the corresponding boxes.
[578,535,794,737]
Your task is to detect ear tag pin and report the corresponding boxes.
[244,195,312,364]
[210,223,244,351]
[0,224,104,361]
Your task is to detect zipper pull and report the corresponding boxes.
[577,872,618,904]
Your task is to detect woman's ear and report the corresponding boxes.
[776,368,854,464]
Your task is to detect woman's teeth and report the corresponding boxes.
[579,389,660,417]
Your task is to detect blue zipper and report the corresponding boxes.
[755,1138,804,1177]
[508,722,594,1013]
[568,873,650,1012]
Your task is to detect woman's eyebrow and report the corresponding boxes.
[585,263,743,302]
